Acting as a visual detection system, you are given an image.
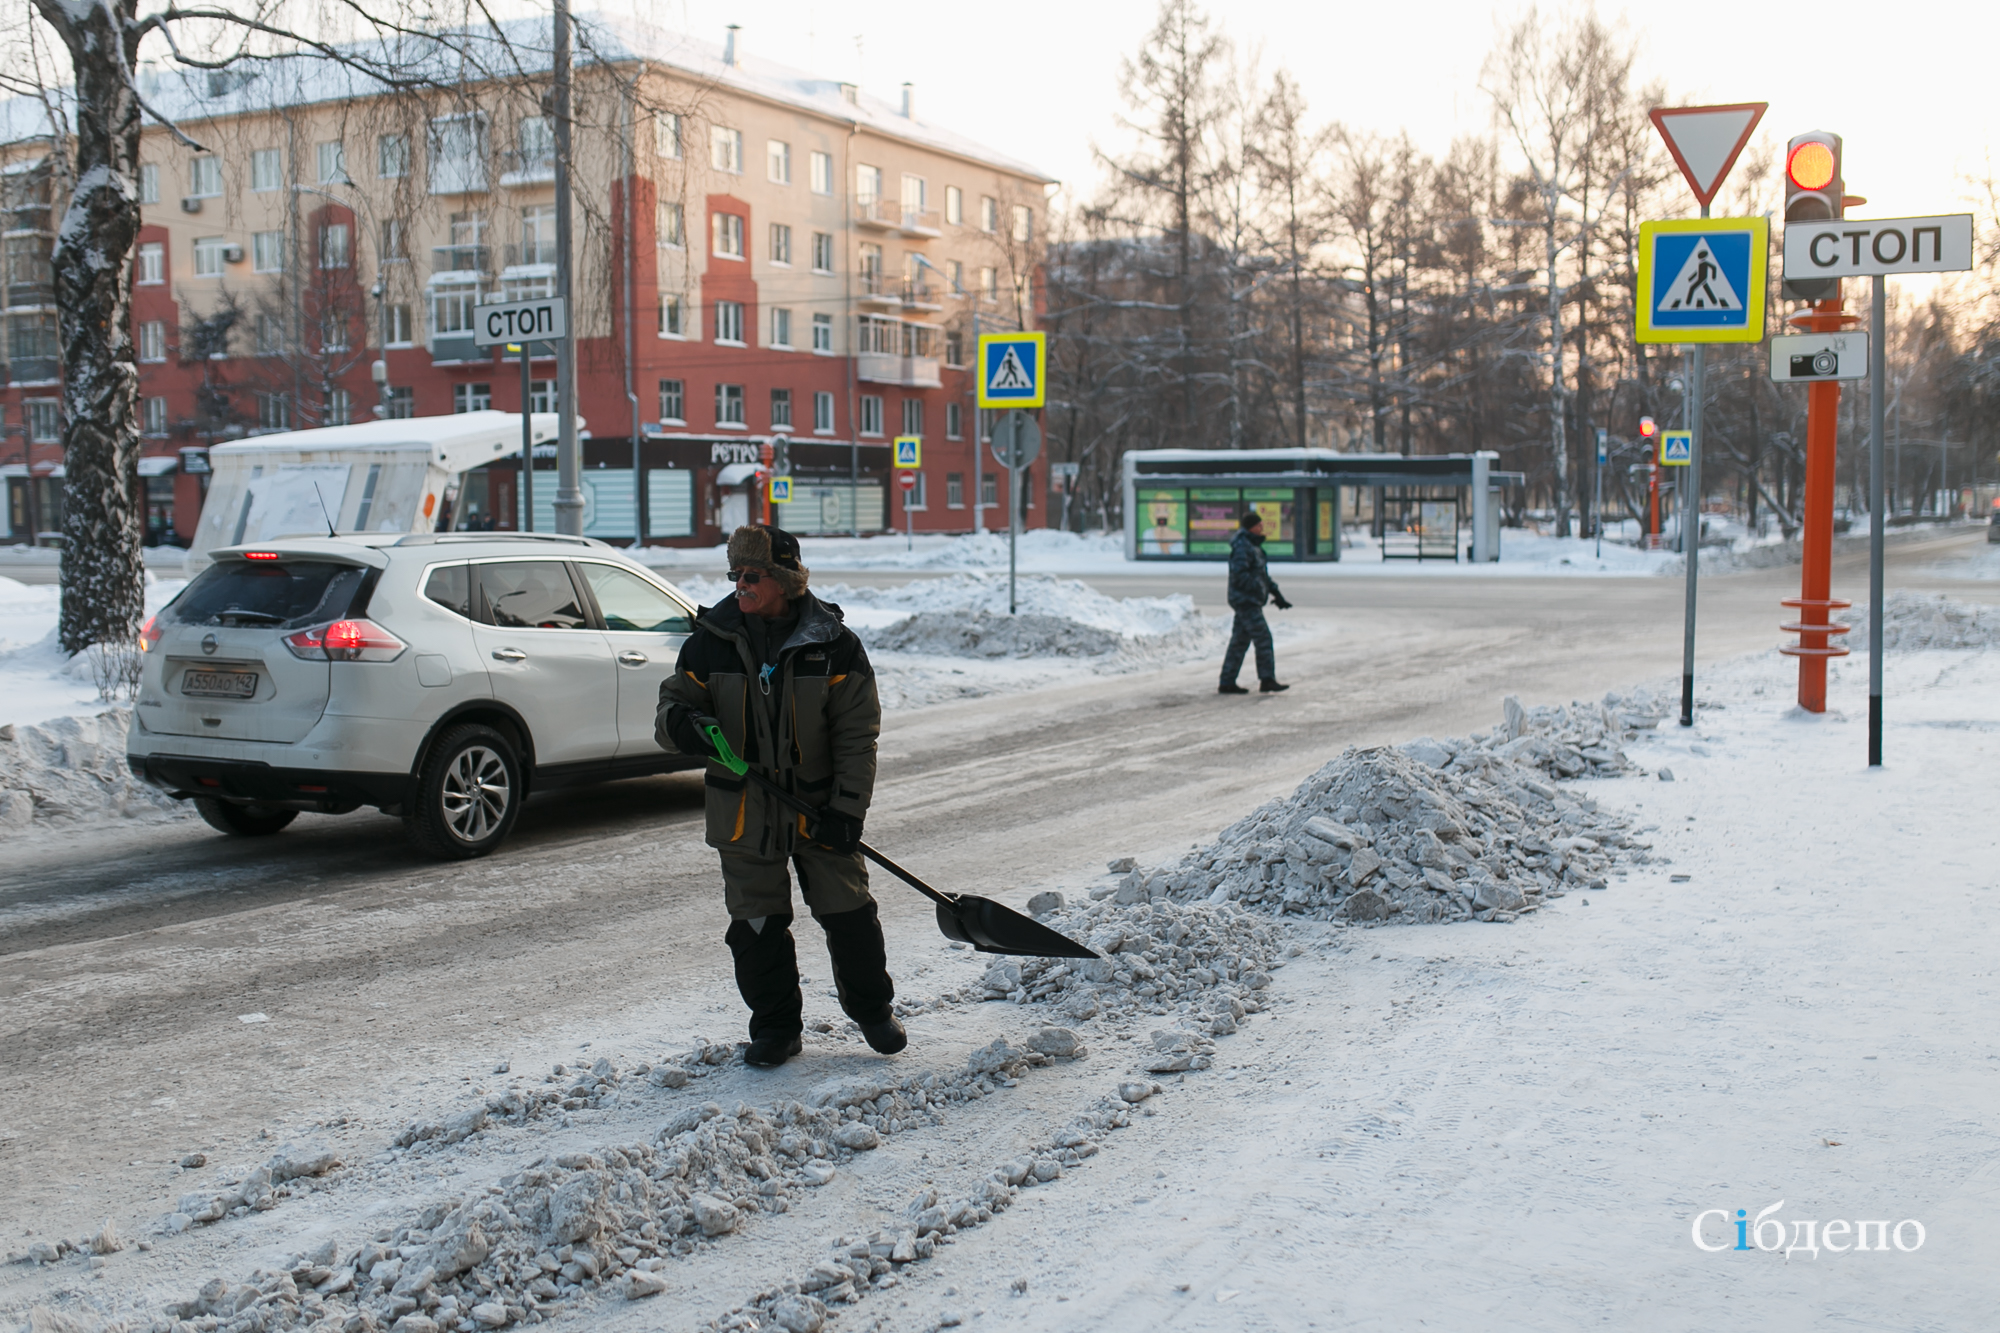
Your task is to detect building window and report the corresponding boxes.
[812,312,832,353]
[655,111,682,158]
[714,299,744,344]
[769,307,792,348]
[143,396,168,436]
[378,134,408,178]
[325,388,353,425]
[945,331,963,366]
[770,388,792,428]
[945,185,962,226]
[769,222,791,265]
[981,473,997,507]
[657,200,684,248]
[253,313,283,355]
[384,303,413,346]
[814,390,834,434]
[856,164,882,205]
[528,379,555,414]
[137,241,164,284]
[453,383,492,413]
[514,117,552,173]
[715,383,745,426]
[28,399,61,442]
[859,395,883,437]
[901,173,927,214]
[252,230,284,273]
[810,231,833,273]
[192,236,228,277]
[385,386,414,418]
[947,259,965,295]
[251,148,283,192]
[946,401,962,439]
[709,126,742,173]
[712,212,744,259]
[317,140,347,185]
[859,242,883,293]
[138,320,167,362]
[659,294,685,337]
[517,203,555,265]
[658,378,685,423]
[320,310,349,352]
[979,266,997,301]
[1013,205,1035,243]
[904,471,927,509]
[257,392,291,432]
[946,472,964,508]
[429,114,488,194]
[139,164,159,204]
[320,223,350,268]
[980,196,998,233]
[381,217,408,262]
[433,286,478,339]
[767,139,791,184]
[902,398,923,437]
[189,156,222,198]
[810,150,833,195]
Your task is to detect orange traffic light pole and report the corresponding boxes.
[1779,298,1857,709]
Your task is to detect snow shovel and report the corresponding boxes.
[699,724,1098,960]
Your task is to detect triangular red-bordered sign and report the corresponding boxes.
[1650,102,1767,208]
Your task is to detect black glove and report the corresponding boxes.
[814,810,864,855]
[665,708,719,758]
[1271,593,1293,611]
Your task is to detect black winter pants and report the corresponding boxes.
[1221,605,1276,685]
[724,902,895,1041]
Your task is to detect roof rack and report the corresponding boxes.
[392,532,608,548]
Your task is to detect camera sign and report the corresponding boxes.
[1769,332,1867,383]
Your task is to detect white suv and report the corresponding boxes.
[128,533,702,858]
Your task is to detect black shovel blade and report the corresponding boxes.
[935,896,1099,959]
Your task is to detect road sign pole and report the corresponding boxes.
[520,345,534,532]
[1594,428,1606,558]
[1681,342,1703,726]
[1009,460,1020,615]
[1868,274,1886,766]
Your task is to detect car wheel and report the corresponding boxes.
[405,722,521,860]
[192,797,299,837]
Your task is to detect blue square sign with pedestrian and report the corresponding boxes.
[977,332,1045,408]
[1635,217,1768,344]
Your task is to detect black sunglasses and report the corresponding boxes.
[726,568,770,586]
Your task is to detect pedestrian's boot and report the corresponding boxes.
[1218,680,1250,695]
[725,914,805,1067]
[1259,679,1290,693]
[817,902,907,1054]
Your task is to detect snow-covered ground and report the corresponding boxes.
[0,575,184,730]
[1925,534,2000,581]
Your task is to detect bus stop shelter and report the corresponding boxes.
[1122,448,1510,562]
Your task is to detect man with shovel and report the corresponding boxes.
[656,524,907,1068]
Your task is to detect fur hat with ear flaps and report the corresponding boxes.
[727,524,810,598]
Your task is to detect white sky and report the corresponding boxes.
[644,0,2000,223]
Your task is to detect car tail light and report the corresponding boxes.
[283,618,408,663]
[139,615,163,652]
[243,551,281,561]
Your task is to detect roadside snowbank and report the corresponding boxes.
[1845,590,2000,650]
[638,529,1125,575]
[0,575,186,730]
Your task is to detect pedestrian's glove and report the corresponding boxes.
[1272,592,1293,611]
[815,810,864,855]
[666,707,722,759]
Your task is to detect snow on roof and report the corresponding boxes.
[209,410,560,456]
[1,14,1051,185]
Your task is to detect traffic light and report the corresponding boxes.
[1783,131,1843,300]
[1639,416,1657,441]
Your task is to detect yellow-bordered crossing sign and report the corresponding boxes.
[893,436,921,468]
[769,475,792,503]
[977,332,1045,408]
[1636,217,1768,344]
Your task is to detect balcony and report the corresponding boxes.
[498,154,556,188]
[504,242,559,268]
[857,352,941,389]
[899,278,942,312]
[855,198,941,237]
[431,244,491,274]
[857,273,900,310]
[6,281,54,309]
[7,355,59,384]
[430,335,486,365]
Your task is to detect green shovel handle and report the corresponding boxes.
[698,720,749,776]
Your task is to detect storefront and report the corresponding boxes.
[1122,448,1507,562]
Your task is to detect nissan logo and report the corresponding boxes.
[201,633,219,655]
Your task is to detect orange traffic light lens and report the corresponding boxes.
[1788,141,1836,191]
[1639,417,1656,437]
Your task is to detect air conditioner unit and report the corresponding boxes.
[180,196,203,214]
[223,244,244,264]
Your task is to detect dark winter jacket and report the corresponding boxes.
[655,591,880,856]
[1227,530,1283,610]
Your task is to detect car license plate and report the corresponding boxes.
[182,669,259,699]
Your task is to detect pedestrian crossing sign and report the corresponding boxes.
[1660,430,1693,466]
[769,475,792,504]
[1635,217,1768,344]
[893,436,921,468]
[978,332,1045,408]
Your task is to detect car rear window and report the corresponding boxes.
[168,560,368,630]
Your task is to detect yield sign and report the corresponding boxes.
[1650,102,1767,208]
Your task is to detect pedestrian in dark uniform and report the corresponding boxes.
[655,524,906,1068]
[1219,511,1292,694]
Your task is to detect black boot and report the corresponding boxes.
[1259,679,1290,693]
[1218,681,1249,695]
[725,914,804,1066]
[817,903,906,1054]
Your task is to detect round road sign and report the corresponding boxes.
[989,410,1043,470]
[897,470,918,492]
